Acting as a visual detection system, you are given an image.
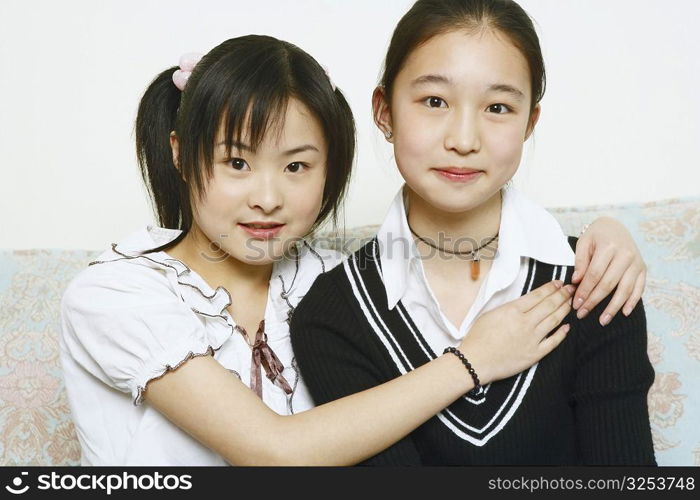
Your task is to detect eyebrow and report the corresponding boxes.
[281,144,320,156]
[216,141,319,156]
[216,140,252,152]
[411,75,525,101]
[410,74,452,87]
[487,84,525,100]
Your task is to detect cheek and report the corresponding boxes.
[287,170,327,227]
[483,124,526,170]
[193,176,246,225]
[392,108,438,172]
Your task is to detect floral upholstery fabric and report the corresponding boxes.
[1,197,698,465]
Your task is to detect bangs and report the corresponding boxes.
[177,44,297,196]
[221,87,291,159]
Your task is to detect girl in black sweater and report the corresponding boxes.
[291,0,655,465]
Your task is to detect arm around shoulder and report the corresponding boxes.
[66,259,474,465]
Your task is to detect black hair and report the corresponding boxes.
[135,35,355,253]
[380,0,545,112]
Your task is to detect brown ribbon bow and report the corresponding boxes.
[237,320,293,399]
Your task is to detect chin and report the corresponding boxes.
[235,243,287,265]
[241,255,280,266]
[413,187,486,214]
[433,198,484,214]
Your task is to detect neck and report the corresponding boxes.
[406,186,502,255]
[168,224,273,290]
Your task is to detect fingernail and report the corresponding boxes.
[577,308,589,319]
[601,313,611,326]
[574,297,584,309]
[565,285,576,295]
[572,271,579,281]
[554,280,563,288]
[563,324,571,333]
[622,306,631,316]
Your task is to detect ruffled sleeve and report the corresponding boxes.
[60,258,232,405]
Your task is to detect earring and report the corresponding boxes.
[385,130,393,140]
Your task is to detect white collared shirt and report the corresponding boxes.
[376,185,575,350]
[60,225,342,465]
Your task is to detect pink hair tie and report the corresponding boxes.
[172,52,204,91]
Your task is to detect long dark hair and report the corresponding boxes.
[135,35,355,253]
[380,0,545,112]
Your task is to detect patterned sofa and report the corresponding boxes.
[1,196,699,466]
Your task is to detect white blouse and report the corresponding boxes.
[378,185,575,345]
[60,225,343,465]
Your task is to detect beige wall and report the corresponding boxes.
[1,0,699,249]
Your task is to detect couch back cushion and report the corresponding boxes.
[1,197,698,465]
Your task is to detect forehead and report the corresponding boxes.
[275,99,325,146]
[399,28,531,96]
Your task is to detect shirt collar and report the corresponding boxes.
[376,187,422,309]
[499,186,575,267]
[377,185,575,309]
[105,225,304,318]
[488,185,575,296]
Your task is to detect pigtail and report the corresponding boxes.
[135,67,191,236]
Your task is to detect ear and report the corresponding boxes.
[372,86,394,142]
[169,131,183,177]
[524,104,541,141]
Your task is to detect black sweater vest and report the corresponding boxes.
[290,237,656,465]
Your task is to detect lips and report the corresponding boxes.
[433,167,483,183]
[238,222,285,239]
[242,222,283,229]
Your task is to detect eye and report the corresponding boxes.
[423,96,448,109]
[486,104,511,114]
[285,162,308,173]
[228,158,250,171]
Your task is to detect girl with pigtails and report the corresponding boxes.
[61,28,649,465]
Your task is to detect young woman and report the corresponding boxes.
[61,33,647,466]
[290,0,656,465]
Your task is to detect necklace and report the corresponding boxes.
[407,222,499,280]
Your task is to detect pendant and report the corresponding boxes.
[470,255,480,281]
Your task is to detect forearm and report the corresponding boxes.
[258,354,471,466]
[148,351,472,466]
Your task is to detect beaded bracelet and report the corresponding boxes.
[444,347,482,397]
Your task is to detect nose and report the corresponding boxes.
[444,109,480,155]
[248,172,283,214]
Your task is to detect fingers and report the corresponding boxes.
[537,323,570,357]
[515,280,564,312]
[526,284,575,325]
[534,291,573,339]
[572,246,615,317]
[622,267,646,317]
[577,250,637,320]
[572,235,593,284]
[597,263,642,326]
